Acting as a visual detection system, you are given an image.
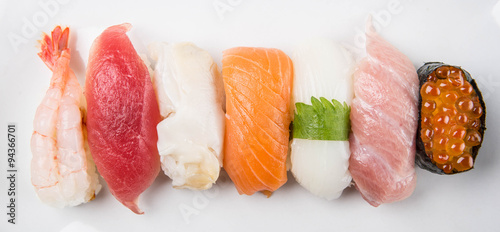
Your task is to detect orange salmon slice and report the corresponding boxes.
[222,47,293,196]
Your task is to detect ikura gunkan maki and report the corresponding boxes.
[416,62,486,174]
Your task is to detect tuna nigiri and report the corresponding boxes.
[222,47,293,196]
[349,24,419,206]
[85,23,161,214]
[149,42,225,190]
[31,26,101,208]
[290,38,354,200]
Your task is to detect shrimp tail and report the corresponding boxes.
[38,26,70,71]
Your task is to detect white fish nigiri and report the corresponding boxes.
[149,42,225,190]
[290,38,354,200]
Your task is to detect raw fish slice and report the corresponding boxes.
[149,42,225,190]
[222,47,293,196]
[290,38,354,200]
[85,23,161,214]
[349,24,418,206]
[292,38,354,105]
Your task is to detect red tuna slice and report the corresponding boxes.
[349,24,418,207]
[85,23,161,214]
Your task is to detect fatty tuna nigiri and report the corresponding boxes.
[149,42,225,190]
[290,38,354,200]
[222,47,293,196]
[85,23,161,214]
[349,24,418,206]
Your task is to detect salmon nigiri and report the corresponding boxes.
[222,47,293,196]
[85,23,161,214]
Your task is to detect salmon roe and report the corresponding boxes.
[420,66,483,173]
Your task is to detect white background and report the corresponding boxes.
[1,0,500,231]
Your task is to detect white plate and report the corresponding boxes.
[1,0,499,231]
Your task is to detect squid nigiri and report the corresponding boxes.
[85,23,161,214]
[149,42,225,190]
[222,47,293,196]
[349,23,418,206]
[31,26,101,207]
[290,38,354,200]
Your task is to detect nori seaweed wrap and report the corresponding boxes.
[416,62,486,174]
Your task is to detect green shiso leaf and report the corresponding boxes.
[292,97,350,141]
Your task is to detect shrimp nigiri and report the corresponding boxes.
[31,26,101,207]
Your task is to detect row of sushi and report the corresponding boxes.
[31,22,486,214]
